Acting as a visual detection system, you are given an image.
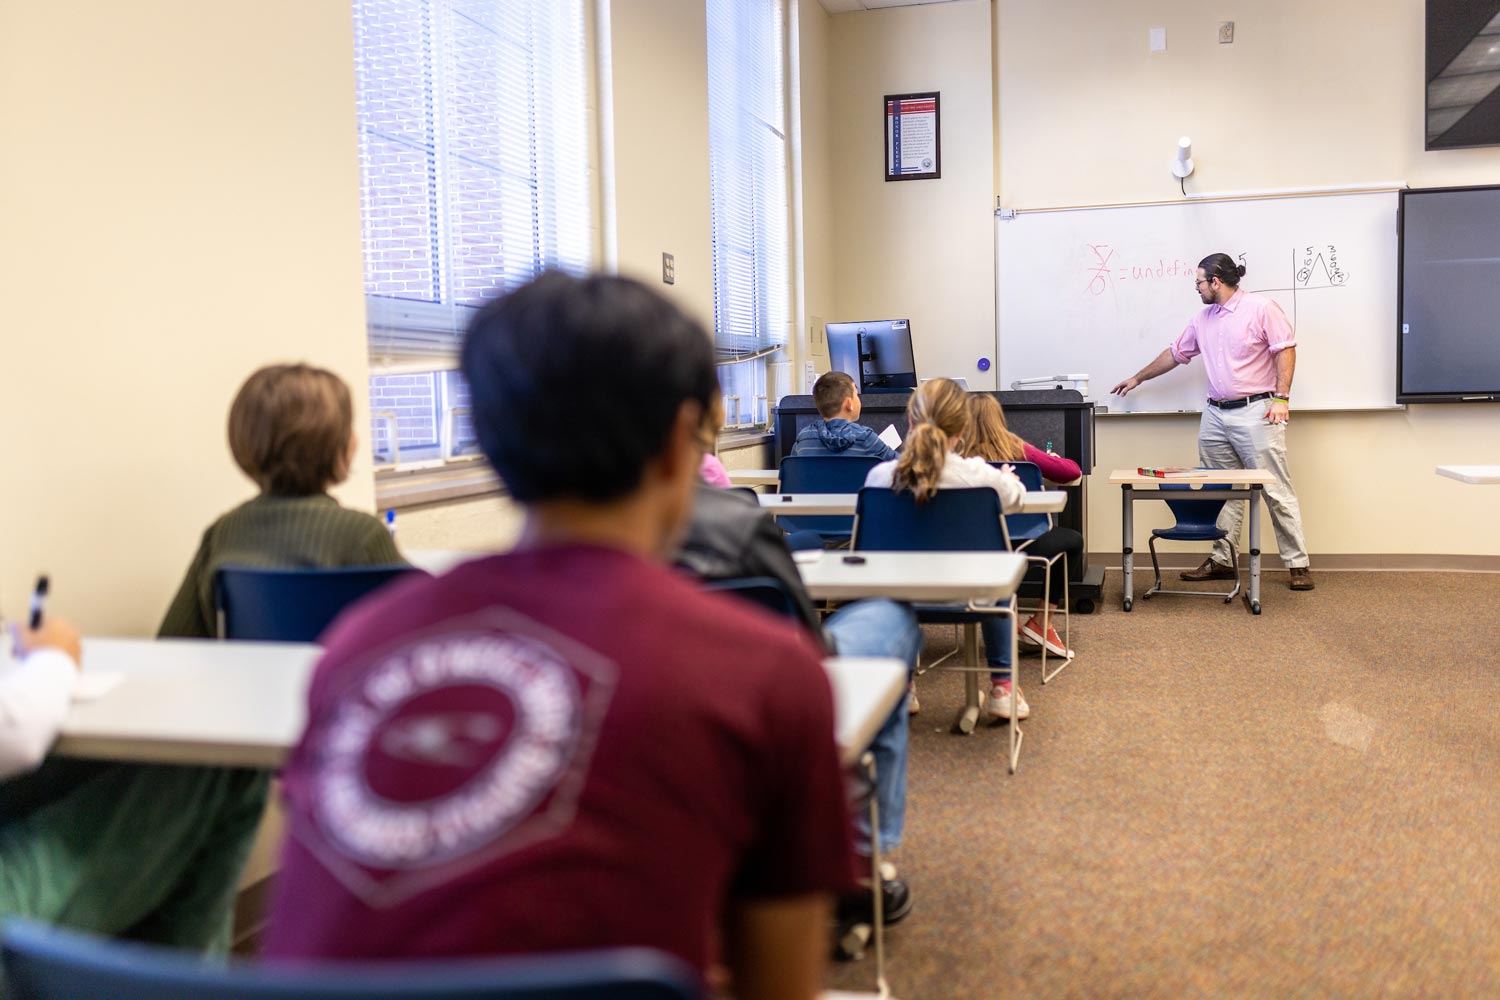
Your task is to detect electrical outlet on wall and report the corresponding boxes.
[1219,21,1234,43]
[661,252,675,285]
[1149,27,1166,52]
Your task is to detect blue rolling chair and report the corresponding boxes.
[776,455,882,546]
[852,487,1024,771]
[992,461,1072,684]
[214,565,423,642]
[1143,483,1242,604]
[0,921,700,1000]
[701,575,800,621]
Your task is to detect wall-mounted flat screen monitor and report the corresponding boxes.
[1426,3,1500,150]
[825,319,918,392]
[1398,185,1500,402]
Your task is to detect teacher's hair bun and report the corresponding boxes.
[1236,264,1247,277]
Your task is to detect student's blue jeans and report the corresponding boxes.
[981,601,1016,683]
[823,599,921,856]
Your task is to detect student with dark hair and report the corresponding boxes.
[791,371,898,460]
[0,617,267,953]
[158,363,404,638]
[266,272,856,1000]
[1111,252,1313,591]
[865,379,1033,720]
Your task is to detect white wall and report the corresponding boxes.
[994,0,1500,558]
[0,1,375,635]
[827,0,997,389]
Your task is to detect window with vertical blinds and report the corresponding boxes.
[706,0,790,429]
[353,0,591,465]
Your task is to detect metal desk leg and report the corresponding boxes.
[1248,484,1263,615]
[1008,606,1023,774]
[956,623,982,734]
[1121,485,1135,611]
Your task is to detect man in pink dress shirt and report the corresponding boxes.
[1109,252,1313,591]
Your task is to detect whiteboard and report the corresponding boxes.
[995,190,1399,412]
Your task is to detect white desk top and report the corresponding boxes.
[726,468,780,487]
[1108,468,1278,487]
[758,490,1064,517]
[55,639,902,770]
[760,493,859,516]
[1436,465,1500,485]
[798,550,1027,603]
[57,638,320,768]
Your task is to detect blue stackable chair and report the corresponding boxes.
[776,455,882,546]
[214,565,422,642]
[852,487,1025,771]
[1143,483,1242,604]
[992,461,1072,683]
[701,575,800,621]
[0,921,700,1000]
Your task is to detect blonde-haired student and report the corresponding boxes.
[961,393,1081,661]
[159,363,404,638]
[865,379,1034,719]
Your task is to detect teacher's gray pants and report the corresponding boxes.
[1198,398,1310,570]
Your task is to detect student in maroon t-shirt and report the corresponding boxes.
[264,273,856,1000]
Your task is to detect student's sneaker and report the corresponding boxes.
[1020,620,1073,659]
[987,682,1030,720]
[908,680,920,716]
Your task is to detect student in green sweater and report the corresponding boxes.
[159,363,404,638]
[0,365,403,959]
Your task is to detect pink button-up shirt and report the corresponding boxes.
[1170,289,1296,401]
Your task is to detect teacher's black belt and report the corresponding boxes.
[1206,392,1273,410]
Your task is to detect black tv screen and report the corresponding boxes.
[1426,3,1500,150]
[1398,185,1500,402]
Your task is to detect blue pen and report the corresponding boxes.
[28,575,49,630]
[385,509,397,540]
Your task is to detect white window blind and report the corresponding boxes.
[707,0,790,428]
[354,0,590,467]
[354,0,592,365]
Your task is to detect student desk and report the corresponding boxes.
[758,491,1067,519]
[1436,465,1500,484]
[1108,469,1278,616]
[54,639,905,770]
[800,550,1030,770]
[726,468,779,488]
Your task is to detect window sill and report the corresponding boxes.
[717,429,773,451]
[375,461,504,511]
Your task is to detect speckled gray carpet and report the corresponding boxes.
[827,571,1500,1000]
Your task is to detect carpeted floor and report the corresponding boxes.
[827,570,1500,999]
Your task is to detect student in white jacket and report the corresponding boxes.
[865,378,1033,719]
[0,619,80,780]
[0,618,264,952]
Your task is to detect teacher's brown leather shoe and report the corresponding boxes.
[1289,567,1315,591]
[1180,557,1238,581]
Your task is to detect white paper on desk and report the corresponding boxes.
[72,672,123,702]
[878,424,902,450]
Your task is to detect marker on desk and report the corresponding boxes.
[385,509,397,540]
[28,575,49,630]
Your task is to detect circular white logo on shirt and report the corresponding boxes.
[313,632,582,871]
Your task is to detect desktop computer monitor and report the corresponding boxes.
[825,319,917,392]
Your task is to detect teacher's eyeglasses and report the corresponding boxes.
[1194,278,1213,289]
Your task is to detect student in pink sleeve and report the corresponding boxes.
[699,397,733,487]
[961,393,1081,663]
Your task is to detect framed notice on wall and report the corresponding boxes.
[884,92,940,181]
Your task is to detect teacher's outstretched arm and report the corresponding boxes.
[1111,348,1180,396]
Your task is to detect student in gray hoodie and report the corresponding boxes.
[790,371,899,460]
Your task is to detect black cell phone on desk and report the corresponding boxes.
[842,555,866,564]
